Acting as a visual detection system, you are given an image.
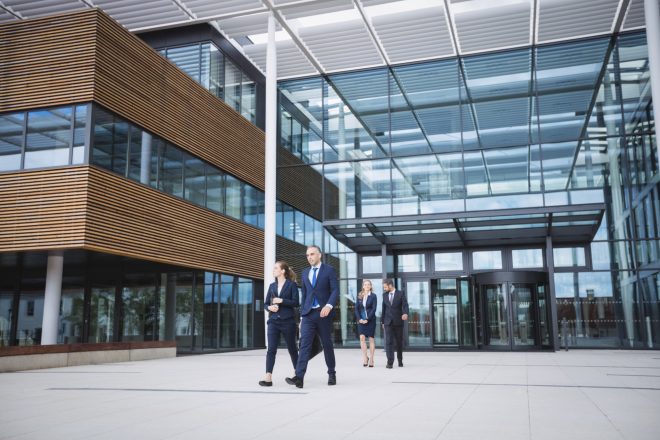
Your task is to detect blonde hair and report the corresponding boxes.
[358,279,373,300]
[275,261,297,283]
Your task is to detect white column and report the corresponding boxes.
[140,131,152,185]
[264,11,278,344]
[645,0,660,165]
[41,251,63,345]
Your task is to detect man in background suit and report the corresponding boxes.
[286,245,339,388]
[381,279,408,368]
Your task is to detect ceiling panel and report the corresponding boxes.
[279,0,354,20]
[298,19,383,72]
[242,39,317,78]
[184,0,264,18]
[538,0,620,42]
[450,0,531,53]
[216,11,273,38]
[371,5,454,62]
[93,0,190,29]
[2,0,85,18]
[622,0,658,29]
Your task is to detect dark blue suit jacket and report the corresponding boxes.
[300,263,339,316]
[265,279,299,321]
[354,293,377,322]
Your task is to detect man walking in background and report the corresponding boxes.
[381,279,408,369]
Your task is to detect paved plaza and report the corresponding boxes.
[1,349,659,439]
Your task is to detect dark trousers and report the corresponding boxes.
[385,324,404,365]
[266,318,298,373]
[295,308,335,379]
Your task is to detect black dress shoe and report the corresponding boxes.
[286,376,303,388]
[386,364,393,369]
[398,361,404,367]
[258,380,272,387]
[328,373,336,385]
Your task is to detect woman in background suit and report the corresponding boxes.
[259,261,299,387]
[355,279,377,367]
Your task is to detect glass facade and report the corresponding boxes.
[160,43,258,125]
[0,251,260,351]
[277,30,659,350]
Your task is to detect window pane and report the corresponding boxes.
[0,112,24,171]
[219,274,236,347]
[89,286,115,343]
[25,107,72,169]
[159,144,183,198]
[397,254,425,272]
[224,174,242,219]
[435,252,463,271]
[72,105,87,164]
[225,60,241,112]
[167,45,201,83]
[206,166,224,213]
[92,107,128,175]
[472,251,502,270]
[127,125,144,182]
[241,73,256,123]
[183,153,206,206]
[282,204,294,240]
[242,184,259,226]
[209,44,224,99]
[59,287,84,344]
[512,249,544,268]
[362,255,394,274]
[553,247,586,267]
[237,278,253,348]
[295,210,305,244]
[122,273,156,342]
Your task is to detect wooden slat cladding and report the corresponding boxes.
[0,10,97,111]
[0,168,88,251]
[84,166,264,279]
[277,147,323,220]
[0,9,265,190]
[0,166,264,279]
[92,11,265,190]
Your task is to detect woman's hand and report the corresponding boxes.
[268,305,279,313]
[272,297,283,304]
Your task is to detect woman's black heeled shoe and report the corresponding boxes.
[259,380,273,387]
[363,356,369,367]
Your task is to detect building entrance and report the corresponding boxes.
[474,271,551,350]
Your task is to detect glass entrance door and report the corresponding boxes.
[475,271,549,350]
[432,279,458,345]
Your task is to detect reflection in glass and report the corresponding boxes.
[432,279,458,344]
[406,281,430,347]
[434,252,463,271]
[59,288,84,344]
[553,247,586,267]
[122,274,156,342]
[512,249,544,268]
[16,290,43,345]
[0,112,24,171]
[472,251,502,270]
[25,107,72,169]
[90,286,115,343]
[397,254,425,272]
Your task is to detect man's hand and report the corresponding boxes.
[320,305,332,318]
[402,314,408,321]
[272,297,283,304]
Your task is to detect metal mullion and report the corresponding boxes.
[68,105,75,165]
[84,103,94,164]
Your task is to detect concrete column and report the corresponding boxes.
[645,0,660,165]
[140,131,152,185]
[264,11,278,345]
[41,251,64,345]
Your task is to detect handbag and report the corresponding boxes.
[299,332,323,359]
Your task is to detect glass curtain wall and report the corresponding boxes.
[277,30,658,349]
[160,42,257,125]
[0,252,259,351]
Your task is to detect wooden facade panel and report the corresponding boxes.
[0,11,97,111]
[84,166,264,279]
[0,9,265,191]
[0,167,264,279]
[0,168,88,251]
[93,12,265,190]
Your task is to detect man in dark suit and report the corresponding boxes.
[286,245,339,388]
[381,279,408,368]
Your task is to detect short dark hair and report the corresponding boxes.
[307,245,322,254]
[382,278,395,287]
